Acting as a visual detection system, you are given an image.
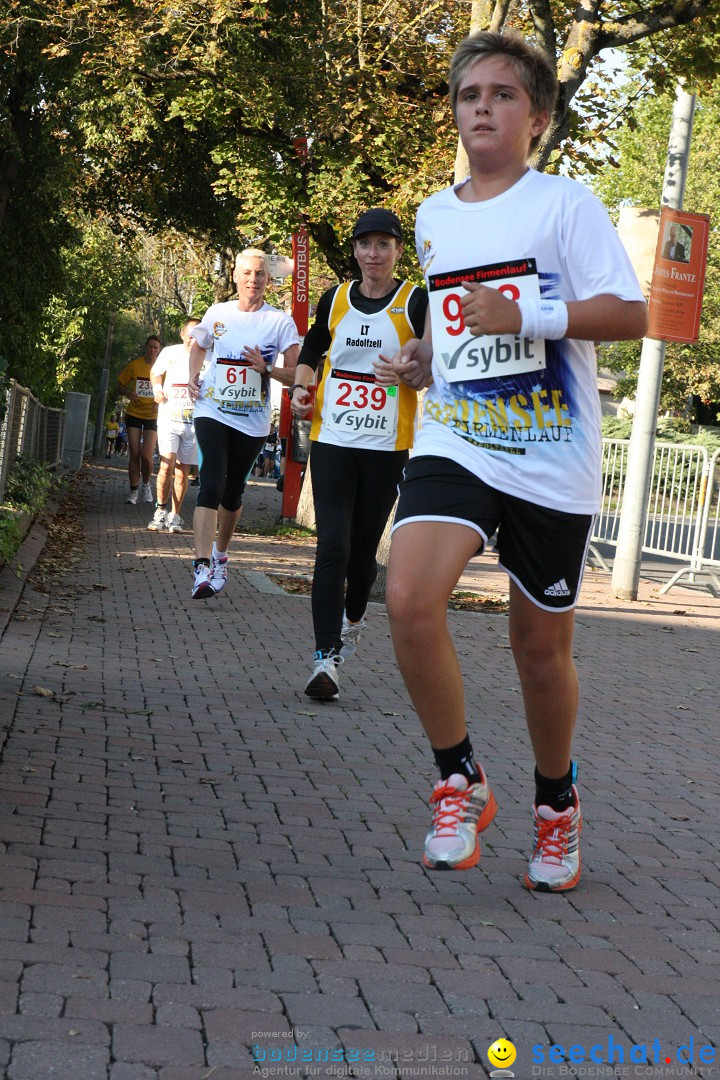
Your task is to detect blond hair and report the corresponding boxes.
[235,248,271,276]
[449,30,557,152]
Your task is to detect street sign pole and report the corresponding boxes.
[611,85,696,600]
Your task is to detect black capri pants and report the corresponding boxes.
[195,416,265,512]
[310,440,408,653]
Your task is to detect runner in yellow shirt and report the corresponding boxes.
[117,336,162,504]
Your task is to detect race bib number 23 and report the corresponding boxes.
[428,258,546,383]
[135,377,154,398]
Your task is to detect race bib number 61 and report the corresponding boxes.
[215,358,264,412]
[428,258,546,383]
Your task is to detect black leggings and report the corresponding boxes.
[195,416,265,512]
[310,440,408,653]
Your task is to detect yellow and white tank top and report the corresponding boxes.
[310,281,419,451]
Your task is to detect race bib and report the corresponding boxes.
[325,369,398,436]
[215,358,264,413]
[428,258,545,383]
[135,377,154,398]
[168,382,193,424]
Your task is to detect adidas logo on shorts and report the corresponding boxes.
[544,578,571,597]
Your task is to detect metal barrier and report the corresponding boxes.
[661,446,720,595]
[590,438,720,596]
[0,379,66,503]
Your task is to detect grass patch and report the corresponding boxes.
[267,574,509,613]
[0,458,61,571]
[0,513,22,571]
[246,521,316,542]
[448,590,509,614]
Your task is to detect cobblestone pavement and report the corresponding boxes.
[0,460,718,1080]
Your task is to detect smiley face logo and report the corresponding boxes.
[487,1039,517,1070]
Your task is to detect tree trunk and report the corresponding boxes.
[368,498,397,603]
[453,0,494,184]
[293,459,316,529]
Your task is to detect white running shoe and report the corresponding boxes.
[147,507,167,531]
[166,513,184,533]
[210,553,228,593]
[141,482,154,503]
[191,563,215,600]
[304,650,342,701]
[423,771,497,871]
[126,488,139,505]
[340,615,367,659]
[524,786,582,892]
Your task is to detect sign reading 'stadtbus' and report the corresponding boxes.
[647,207,710,344]
[428,258,545,383]
[292,228,309,337]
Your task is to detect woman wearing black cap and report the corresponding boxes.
[289,208,428,700]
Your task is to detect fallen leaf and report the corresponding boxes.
[33,686,55,698]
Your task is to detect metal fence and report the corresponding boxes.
[0,379,66,503]
[590,437,720,596]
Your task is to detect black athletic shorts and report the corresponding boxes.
[125,414,158,432]
[393,455,594,611]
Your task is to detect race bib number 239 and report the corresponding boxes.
[326,369,398,436]
[428,258,546,383]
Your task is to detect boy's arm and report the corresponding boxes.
[461,282,647,342]
[382,308,434,390]
[150,355,168,404]
[187,341,208,401]
[565,295,648,341]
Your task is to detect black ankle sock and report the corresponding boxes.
[433,736,481,784]
[193,558,210,569]
[535,763,577,812]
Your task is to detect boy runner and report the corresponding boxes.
[148,318,201,532]
[384,31,647,890]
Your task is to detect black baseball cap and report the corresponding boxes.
[352,208,403,241]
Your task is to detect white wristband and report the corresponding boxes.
[517,298,569,340]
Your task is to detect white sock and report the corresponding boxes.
[212,543,228,561]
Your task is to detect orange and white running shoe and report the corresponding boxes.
[524,786,582,892]
[423,771,497,871]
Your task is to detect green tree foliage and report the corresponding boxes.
[0,1,85,388]
[1,0,717,404]
[593,90,720,415]
[63,0,716,269]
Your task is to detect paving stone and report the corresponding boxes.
[1,463,719,1075]
[7,1040,110,1080]
[112,1025,205,1067]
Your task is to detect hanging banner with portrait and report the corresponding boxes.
[646,207,710,344]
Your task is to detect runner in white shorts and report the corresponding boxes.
[148,318,200,533]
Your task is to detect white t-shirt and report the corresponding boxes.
[152,344,194,428]
[415,169,645,514]
[190,301,299,437]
